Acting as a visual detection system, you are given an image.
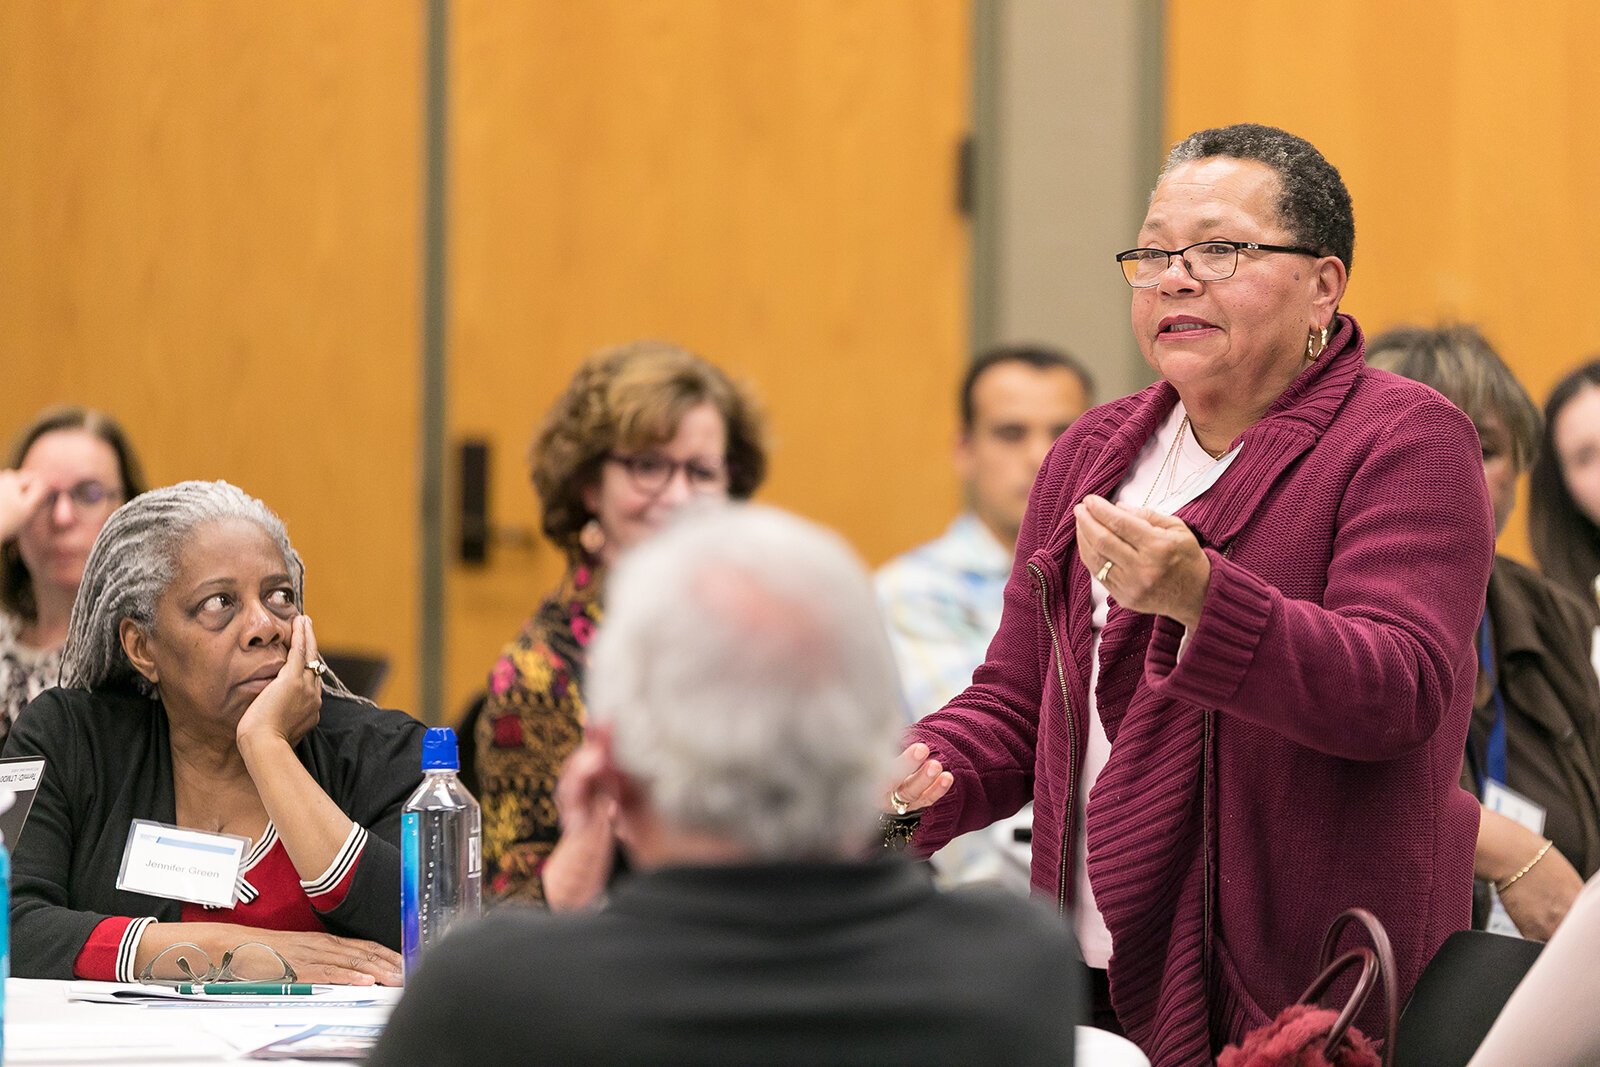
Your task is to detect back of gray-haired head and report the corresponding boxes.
[60,480,353,700]
[1163,123,1355,274]
[586,502,902,860]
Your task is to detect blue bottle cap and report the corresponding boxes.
[421,727,460,771]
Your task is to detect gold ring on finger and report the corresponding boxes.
[890,789,910,816]
[1095,560,1114,583]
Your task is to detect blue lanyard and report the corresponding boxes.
[1473,612,1509,795]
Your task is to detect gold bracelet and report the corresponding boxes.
[1495,839,1554,895]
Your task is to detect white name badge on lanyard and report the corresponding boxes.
[1483,780,1547,835]
[116,819,249,908]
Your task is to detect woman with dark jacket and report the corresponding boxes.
[4,480,422,983]
[1368,324,1600,940]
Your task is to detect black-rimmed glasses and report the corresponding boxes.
[607,453,729,495]
[137,941,297,986]
[1114,240,1321,288]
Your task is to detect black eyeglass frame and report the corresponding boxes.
[1113,240,1323,288]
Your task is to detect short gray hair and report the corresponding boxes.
[1163,123,1355,274]
[61,480,357,701]
[586,502,902,860]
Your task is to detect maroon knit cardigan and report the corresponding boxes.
[909,315,1492,1066]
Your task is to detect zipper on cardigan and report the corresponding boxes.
[1200,544,1233,1000]
[1029,561,1078,915]
[1201,705,1214,996]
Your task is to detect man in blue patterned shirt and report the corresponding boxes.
[876,344,1092,888]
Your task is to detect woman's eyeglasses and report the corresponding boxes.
[607,453,729,495]
[137,941,296,986]
[40,480,122,513]
[1114,240,1321,288]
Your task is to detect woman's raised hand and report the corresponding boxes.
[236,615,324,750]
[1074,494,1212,629]
[0,469,47,541]
[886,742,953,815]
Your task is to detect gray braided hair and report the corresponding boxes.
[60,480,360,702]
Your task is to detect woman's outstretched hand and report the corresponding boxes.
[1074,494,1212,629]
[886,742,953,815]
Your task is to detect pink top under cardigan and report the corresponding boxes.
[909,314,1493,1067]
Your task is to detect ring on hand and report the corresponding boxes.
[1095,560,1114,583]
[890,790,910,817]
[305,658,327,678]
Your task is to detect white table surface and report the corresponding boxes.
[5,978,400,1065]
[5,978,1148,1065]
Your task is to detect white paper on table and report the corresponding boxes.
[6,1022,235,1062]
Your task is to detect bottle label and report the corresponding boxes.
[400,812,421,976]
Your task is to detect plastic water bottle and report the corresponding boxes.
[1,791,13,1065]
[400,728,481,977]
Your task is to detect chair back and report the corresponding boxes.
[321,649,391,700]
[1393,929,1542,1067]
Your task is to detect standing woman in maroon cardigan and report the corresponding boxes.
[888,124,1492,1066]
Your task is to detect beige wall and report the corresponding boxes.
[1168,0,1600,561]
[972,0,1164,402]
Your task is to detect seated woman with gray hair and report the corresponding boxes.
[4,480,423,984]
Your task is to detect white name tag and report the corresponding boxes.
[1484,780,1547,834]
[116,820,249,908]
[0,759,44,792]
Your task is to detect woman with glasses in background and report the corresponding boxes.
[476,341,766,906]
[4,480,422,984]
[0,407,146,741]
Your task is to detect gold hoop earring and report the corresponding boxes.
[1306,324,1330,361]
[579,518,607,558]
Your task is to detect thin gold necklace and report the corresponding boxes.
[1141,414,1190,509]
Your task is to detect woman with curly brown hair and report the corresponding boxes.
[475,341,766,905]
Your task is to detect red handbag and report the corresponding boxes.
[1218,908,1399,1067]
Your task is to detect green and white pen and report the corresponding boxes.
[175,982,330,995]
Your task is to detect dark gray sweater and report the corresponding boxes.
[371,859,1080,1066]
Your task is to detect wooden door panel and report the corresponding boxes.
[0,2,424,712]
[446,1,972,713]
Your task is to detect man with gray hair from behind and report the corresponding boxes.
[372,502,1081,1066]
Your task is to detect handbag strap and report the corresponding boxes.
[1298,907,1399,1067]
